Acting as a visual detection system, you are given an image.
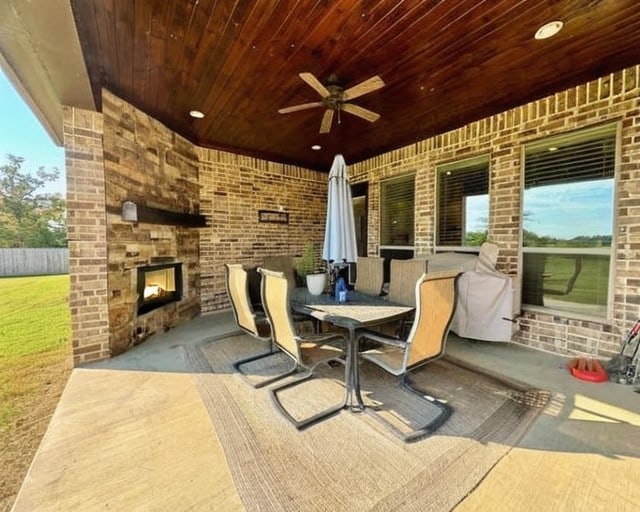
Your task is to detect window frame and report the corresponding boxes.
[435,154,490,254]
[378,173,416,251]
[519,123,619,320]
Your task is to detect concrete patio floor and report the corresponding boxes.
[11,310,640,511]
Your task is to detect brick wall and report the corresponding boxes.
[63,106,110,365]
[198,149,327,313]
[351,66,640,358]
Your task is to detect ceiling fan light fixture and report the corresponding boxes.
[189,110,205,119]
[534,21,563,40]
[279,72,384,134]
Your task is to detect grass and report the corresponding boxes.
[543,254,609,306]
[0,275,71,357]
[0,275,72,511]
[524,253,610,313]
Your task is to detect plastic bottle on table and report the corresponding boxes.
[335,276,347,303]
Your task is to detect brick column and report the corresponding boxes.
[63,106,110,365]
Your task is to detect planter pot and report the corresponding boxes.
[306,273,327,296]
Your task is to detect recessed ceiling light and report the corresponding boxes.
[189,110,204,119]
[311,145,321,150]
[534,20,563,40]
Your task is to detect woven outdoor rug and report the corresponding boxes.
[184,334,549,512]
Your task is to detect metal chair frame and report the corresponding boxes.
[356,269,462,442]
[259,267,348,430]
[225,263,297,389]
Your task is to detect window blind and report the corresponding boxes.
[521,124,616,318]
[380,175,415,246]
[525,125,616,188]
[437,157,489,246]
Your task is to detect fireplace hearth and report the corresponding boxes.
[137,262,183,314]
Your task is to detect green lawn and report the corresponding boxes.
[0,274,71,429]
[0,275,72,510]
[543,254,609,306]
[523,253,610,310]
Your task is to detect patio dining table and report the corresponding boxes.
[290,288,414,411]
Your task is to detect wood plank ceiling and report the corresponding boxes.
[71,0,640,172]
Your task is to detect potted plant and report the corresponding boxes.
[295,242,326,295]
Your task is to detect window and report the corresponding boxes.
[522,125,616,318]
[380,175,415,247]
[436,156,489,250]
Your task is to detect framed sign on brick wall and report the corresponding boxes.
[258,209,289,224]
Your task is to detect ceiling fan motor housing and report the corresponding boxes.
[324,84,345,110]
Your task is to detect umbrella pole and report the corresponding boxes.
[328,261,336,294]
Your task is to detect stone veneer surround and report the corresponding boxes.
[64,91,204,363]
[101,91,202,356]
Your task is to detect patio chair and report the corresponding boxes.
[356,269,462,442]
[259,267,348,430]
[388,259,428,306]
[386,258,428,337]
[354,256,384,296]
[263,255,298,289]
[263,255,322,333]
[225,263,297,388]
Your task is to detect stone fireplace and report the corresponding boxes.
[64,90,328,365]
[137,262,183,315]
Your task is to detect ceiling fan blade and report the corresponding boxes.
[343,75,385,101]
[342,103,380,123]
[278,101,324,114]
[299,72,330,97]
[320,109,334,133]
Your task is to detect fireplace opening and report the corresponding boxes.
[137,262,183,314]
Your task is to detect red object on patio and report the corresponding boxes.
[568,358,608,382]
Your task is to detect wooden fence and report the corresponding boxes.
[0,248,69,276]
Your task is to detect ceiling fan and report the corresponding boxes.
[278,72,385,134]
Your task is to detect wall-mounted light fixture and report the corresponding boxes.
[122,201,138,222]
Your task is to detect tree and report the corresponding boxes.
[0,154,66,247]
[464,230,488,246]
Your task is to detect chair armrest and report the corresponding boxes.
[356,329,406,348]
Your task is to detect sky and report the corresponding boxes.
[466,195,489,233]
[523,179,613,239]
[0,69,65,195]
[465,179,614,239]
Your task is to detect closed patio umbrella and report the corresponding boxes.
[322,154,358,264]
